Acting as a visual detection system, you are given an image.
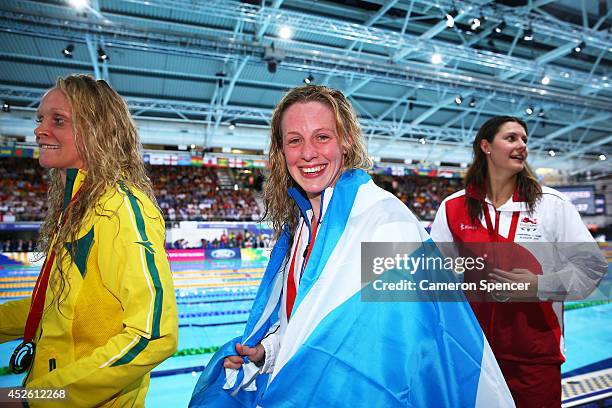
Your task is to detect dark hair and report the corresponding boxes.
[464,116,542,223]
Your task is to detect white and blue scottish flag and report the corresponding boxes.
[190,170,514,407]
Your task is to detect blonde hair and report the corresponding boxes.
[263,85,372,237]
[38,74,158,307]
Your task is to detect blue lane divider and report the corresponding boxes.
[179,310,250,319]
[177,297,255,305]
[151,366,205,378]
[179,320,247,328]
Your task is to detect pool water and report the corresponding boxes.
[0,252,610,406]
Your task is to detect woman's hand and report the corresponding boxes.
[223,343,265,369]
[489,268,538,300]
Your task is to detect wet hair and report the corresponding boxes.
[38,74,158,307]
[263,85,372,237]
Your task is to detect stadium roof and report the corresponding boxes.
[0,0,610,173]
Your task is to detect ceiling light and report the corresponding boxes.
[494,21,506,34]
[62,44,74,58]
[190,144,196,149]
[574,41,585,53]
[445,9,457,28]
[523,26,533,41]
[431,53,442,64]
[278,25,292,40]
[97,46,108,62]
[470,17,481,31]
[419,138,426,145]
[468,98,476,107]
[2,102,9,113]
[454,96,463,105]
[525,106,534,115]
[445,15,455,28]
[548,150,556,157]
[541,75,550,85]
[303,74,314,84]
[68,0,88,10]
[228,121,236,130]
[537,109,545,117]
[599,154,606,161]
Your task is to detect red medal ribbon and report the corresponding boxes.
[22,251,56,342]
[10,182,80,373]
[23,192,79,343]
[286,218,319,320]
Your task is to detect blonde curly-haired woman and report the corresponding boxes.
[0,75,178,407]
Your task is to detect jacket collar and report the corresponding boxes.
[63,168,86,211]
[287,184,333,230]
[466,181,528,212]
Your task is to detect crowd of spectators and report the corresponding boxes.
[373,174,462,221]
[0,158,462,226]
[0,158,48,222]
[149,166,264,222]
[0,159,265,223]
[169,230,272,250]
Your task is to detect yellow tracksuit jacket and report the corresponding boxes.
[0,169,178,407]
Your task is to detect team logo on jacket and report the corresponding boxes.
[521,217,537,225]
[517,216,540,240]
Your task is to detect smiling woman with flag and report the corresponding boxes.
[190,85,514,407]
[0,74,178,407]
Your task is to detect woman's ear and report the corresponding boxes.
[480,139,490,155]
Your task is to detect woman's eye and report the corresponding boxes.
[287,138,300,145]
[54,117,65,125]
[35,117,42,124]
[317,134,330,141]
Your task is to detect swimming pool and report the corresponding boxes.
[1,251,610,406]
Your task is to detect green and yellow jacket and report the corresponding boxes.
[0,169,178,407]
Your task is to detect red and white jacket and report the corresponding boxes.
[430,184,606,365]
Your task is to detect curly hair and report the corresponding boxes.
[37,74,158,307]
[263,85,372,237]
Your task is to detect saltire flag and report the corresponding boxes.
[190,169,514,408]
